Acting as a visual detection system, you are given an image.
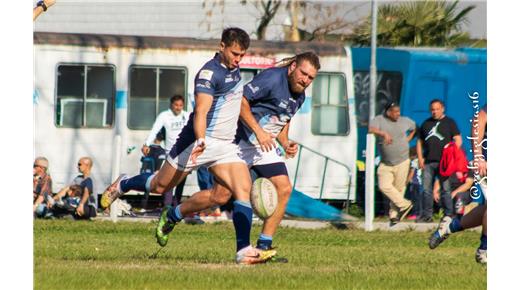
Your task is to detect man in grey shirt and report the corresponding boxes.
[369,103,416,226]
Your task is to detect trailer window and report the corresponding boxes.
[128,66,187,130]
[55,65,115,128]
[311,73,349,135]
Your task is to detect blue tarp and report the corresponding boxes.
[286,189,345,221]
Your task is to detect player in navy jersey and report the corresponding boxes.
[170,52,321,261]
[100,27,276,264]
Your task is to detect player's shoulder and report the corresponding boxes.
[251,67,287,89]
[259,66,286,80]
[197,55,226,80]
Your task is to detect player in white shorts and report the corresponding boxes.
[100,27,276,265]
[172,52,321,260]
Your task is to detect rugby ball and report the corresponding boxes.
[251,178,278,219]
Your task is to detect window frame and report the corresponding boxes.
[311,71,351,136]
[127,65,188,130]
[54,63,116,129]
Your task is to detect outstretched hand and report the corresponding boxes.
[190,141,206,164]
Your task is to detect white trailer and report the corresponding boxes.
[34,32,357,205]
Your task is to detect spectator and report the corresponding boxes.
[33,157,53,217]
[369,103,416,226]
[405,147,422,220]
[33,0,56,21]
[53,157,96,219]
[142,95,189,207]
[416,99,462,222]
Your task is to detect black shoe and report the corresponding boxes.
[397,204,413,221]
[389,218,399,227]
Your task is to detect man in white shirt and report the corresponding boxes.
[141,95,189,206]
[142,95,189,155]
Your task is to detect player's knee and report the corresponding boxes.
[153,181,168,195]
[210,187,232,206]
[277,184,292,204]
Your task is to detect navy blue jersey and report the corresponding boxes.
[238,66,305,145]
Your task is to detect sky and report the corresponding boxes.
[33,0,487,40]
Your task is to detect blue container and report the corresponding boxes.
[352,47,487,161]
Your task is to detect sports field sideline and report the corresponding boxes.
[34,219,486,290]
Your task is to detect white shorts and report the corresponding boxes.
[167,136,244,172]
[237,140,285,167]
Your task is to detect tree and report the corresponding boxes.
[350,0,476,47]
[296,1,366,43]
[200,0,281,40]
[199,0,363,43]
[245,0,283,40]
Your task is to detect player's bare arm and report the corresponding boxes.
[191,92,213,163]
[277,122,298,158]
[239,96,276,152]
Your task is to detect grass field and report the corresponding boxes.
[34,219,486,290]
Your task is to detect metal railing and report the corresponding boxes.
[291,142,354,212]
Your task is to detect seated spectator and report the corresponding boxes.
[33,157,53,218]
[52,157,96,219]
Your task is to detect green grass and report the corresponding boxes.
[34,219,486,290]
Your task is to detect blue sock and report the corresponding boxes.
[232,200,253,252]
[166,204,183,222]
[479,234,487,250]
[256,233,273,250]
[120,173,153,193]
[448,217,463,233]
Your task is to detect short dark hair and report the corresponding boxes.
[385,102,399,112]
[430,99,444,107]
[170,94,184,104]
[221,27,250,50]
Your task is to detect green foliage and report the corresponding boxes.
[351,0,476,47]
[34,219,486,289]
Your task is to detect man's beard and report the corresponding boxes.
[289,74,305,94]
